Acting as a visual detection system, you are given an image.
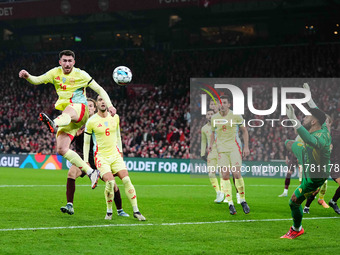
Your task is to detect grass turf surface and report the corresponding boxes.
[0,167,339,254]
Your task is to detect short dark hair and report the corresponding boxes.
[59,50,75,59]
[220,95,230,102]
[207,108,215,112]
[309,108,326,125]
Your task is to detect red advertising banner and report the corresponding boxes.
[0,0,255,21]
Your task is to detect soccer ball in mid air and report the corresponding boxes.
[113,66,132,86]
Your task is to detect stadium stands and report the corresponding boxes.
[1,43,339,159]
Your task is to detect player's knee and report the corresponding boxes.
[57,146,68,156]
[289,199,296,208]
[122,176,132,186]
[106,180,115,191]
[289,199,300,208]
[67,171,75,179]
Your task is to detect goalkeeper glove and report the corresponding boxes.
[303,83,317,109]
[286,104,302,129]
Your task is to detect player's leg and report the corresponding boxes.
[281,189,306,239]
[57,132,99,189]
[116,169,146,221]
[218,153,236,214]
[60,165,85,215]
[329,178,340,214]
[40,104,83,132]
[113,181,129,217]
[279,169,293,197]
[101,170,116,220]
[317,180,329,208]
[208,157,223,203]
[281,180,322,239]
[230,149,249,214]
[303,189,319,214]
[231,167,250,214]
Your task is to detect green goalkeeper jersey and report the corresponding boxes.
[291,123,331,181]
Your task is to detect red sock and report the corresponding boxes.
[285,171,292,189]
[66,178,76,203]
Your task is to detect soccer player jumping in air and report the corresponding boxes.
[281,83,331,239]
[19,50,116,189]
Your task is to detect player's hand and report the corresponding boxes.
[108,106,116,116]
[19,69,29,79]
[303,83,317,108]
[201,155,207,161]
[286,104,296,120]
[286,104,301,128]
[243,147,250,157]
[207,146,212,153]
[303,83,310,91]
[285,156,289,165]
[76,127,85,136]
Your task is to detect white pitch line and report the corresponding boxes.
[0,184,284,188]
[0,184,210,188]
[0,216,338,232]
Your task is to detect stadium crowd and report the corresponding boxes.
[0,43,339,160]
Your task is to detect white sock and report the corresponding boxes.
[239,199,245,203]
[283,188,288,194]
[292,225,302,231]
[228,201,234,206]
[86,169,93,176]
[107,209,113,214]
[67,202,73,206]
[132,205,139,213]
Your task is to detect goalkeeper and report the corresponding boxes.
[281,83,331,239]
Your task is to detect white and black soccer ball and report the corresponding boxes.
[112,66,132,86]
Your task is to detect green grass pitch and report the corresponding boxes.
[0,167,339,254]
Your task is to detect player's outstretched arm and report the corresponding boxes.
[88,80,116,116]
[18,69,53,85]
[303,83,318,109]
[286,104,320,148]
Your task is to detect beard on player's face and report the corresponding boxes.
[99,105,107,112]
[302,118,312,131]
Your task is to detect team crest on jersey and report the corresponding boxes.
[69,78,75,85]
[104,122,108,127]
[62,77,67,83]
